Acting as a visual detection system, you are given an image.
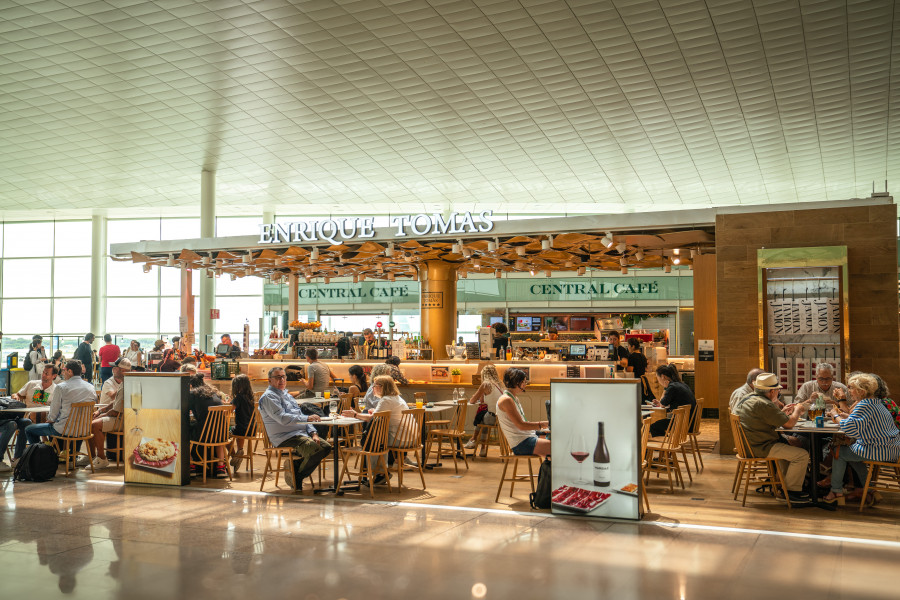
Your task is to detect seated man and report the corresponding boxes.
[735,372,811,502]
[794,363,850,413]
[85,357,131,470]
[729,368,765,414]
[0,363,60,471]
[25,360,97,451]
[258,367,331,491]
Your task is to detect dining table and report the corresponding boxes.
[0,406,51,415]
[312,415,364,496]
[414,403,457,469]
[778,418,841,509]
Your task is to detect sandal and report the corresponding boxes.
[822,492,845,506]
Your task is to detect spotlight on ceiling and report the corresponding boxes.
[619,257,627,267]
[462,248,473,258]
[388,273,395,282]
[616,242,627,254]
[530,269,535,276]
[274,257,281,266]
[385,243,394,258]
[201,255,210,266]
[359,273,366,281]
[214,269,221,279]
[305,276,311,283]
[541,236,552,250]
[487,240,497,252]
[601,232,614,248]
[460,270,467,279]
[690,249,697,259]
[673,248,680,255]
[673,256,681,265]
[472,260,480,269]
[353,275,359,283]
[635,250,644,261]
[142,264,151,273]
[564,260,573,268]
[324,276,330,284]
[166,255,175,267]
[230,274,237,281]
[245,251,253,263]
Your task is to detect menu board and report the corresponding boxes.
[550,379,642,520]
[123,373,190,486]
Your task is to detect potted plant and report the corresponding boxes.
[450,368,462,383]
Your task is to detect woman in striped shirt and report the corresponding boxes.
[824,373,900,505]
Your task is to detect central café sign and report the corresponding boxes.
[258,211,495,245]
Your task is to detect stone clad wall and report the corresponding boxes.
[716,202,898,453]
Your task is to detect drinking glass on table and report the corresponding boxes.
[329,399,338,416]
[324,390,331,400]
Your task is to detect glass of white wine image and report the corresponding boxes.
[568,431,591,485]
[130,380,143,436]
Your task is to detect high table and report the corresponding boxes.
[778,419,840,509]
[313,416,363,495]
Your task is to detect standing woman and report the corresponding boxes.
[123,340,144,369]
[98,334,121,384]
[465,363,504,456]
[496,368,550,458]
[50,350,65,383]
[27,335,48,380]
[649,364,696,437]
[824,373,900,505]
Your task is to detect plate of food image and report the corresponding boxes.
[551,485,612,514]
[615,483,639,497]
[132,438,179,474]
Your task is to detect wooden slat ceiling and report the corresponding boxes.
[113,227,714,281]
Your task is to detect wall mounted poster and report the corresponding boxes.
[123,373,190,486]
[430,365,450,382]
[550,379,642,520]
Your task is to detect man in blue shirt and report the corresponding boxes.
[258,366,331,491]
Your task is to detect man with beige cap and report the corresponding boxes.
[735,372,811,502]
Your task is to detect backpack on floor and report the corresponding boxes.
[529,457,552,509]
[14,443,59,482]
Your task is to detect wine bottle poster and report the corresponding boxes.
[549,379,642,520]
[123,373,191,486]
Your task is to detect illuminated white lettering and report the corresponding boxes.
[410,214,431,235]
[258,224,273,244]
[359,218,375,238]
[478,210,494,233]
[431,213,458,235]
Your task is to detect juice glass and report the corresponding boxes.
[324,390,330,400]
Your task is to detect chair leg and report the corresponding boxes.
[680,446,692,482]
[510,458,519,497]
[732,462,744,497]
[460,436,469,470]
[860,463,875,512]
[692,434,704,470]
[260,455,270,492]
[416,449,426,489]
[741,460,753,506]
[395,451,403,491]
[527,457,535,493]
[448,436,458,473]
[496,460,510,502]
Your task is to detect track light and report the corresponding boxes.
[516,246,526,256]
[460,270,467,279]
[673,248,680,255]
[385,243,394,258]
[690,249,697,259]
[214,269,221,279]
[305,276,311,283]
[166,255,175,267]
[619,257,627,267]
[541,236,552,250]
[201,255,210,266]
[462,248,473,258]
[142,264,151,273]
[487,240,497,252]
[601,232,614,248]
[230,274,237,281]
[324,276,330,284]
[616,242,626,254]
[245,251,253,263]
[206,269,213,278]
[664,264,672,273]
[530,269,535,277]
[353,275,359,283]
[451,243,460,254]
[564,260,573,268]
[621,266,628,275]
[216,259,224,268]
[244,267,252,276]
[388,273,395,282]
[635,250,644,261]
[310,248,319,260]
[472,260,480,269]
[360,273,366,281]
[274,257,281,266]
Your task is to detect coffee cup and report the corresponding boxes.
[315,391,322,398]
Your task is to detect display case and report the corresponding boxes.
[758,246,849,396]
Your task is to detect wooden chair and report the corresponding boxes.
[256,407,293,492]
[728,413,791,508]
[425,400,469,473]
[858,458,900,512]
[388,408,426,491]
[107,411,125,467]
[682,400,704,473]
[494,427,540,502]
[190,404,234,483]
[645,405,690,492]
[338,411,392,498]
[51,401,95,477]
[470,419,501,459]
[640,416,652,513]
[231,408,262,477]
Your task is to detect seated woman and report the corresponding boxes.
[342,375,412,484]
[824,373,900,505]
[465,363,504,456]
[649,364,696,437]
[496,367,550,458]
[188,372,226,478]
[228,373,256,471]
[347,364,369,411]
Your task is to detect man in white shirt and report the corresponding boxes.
[85,357,131,469]
[793,363,849,414]
[0,364,59,471]
[24,360,97,449]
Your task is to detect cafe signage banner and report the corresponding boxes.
[258,211,495,245]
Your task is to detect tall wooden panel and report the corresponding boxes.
[692,254,718,413]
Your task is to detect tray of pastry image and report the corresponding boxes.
[132,437,179,475]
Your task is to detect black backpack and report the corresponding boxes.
[14,443,59,482]
[23,352,33,372]
[300,402,330,436]
[529,457,552,509]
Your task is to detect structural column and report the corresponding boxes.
[288,273,299,324]
[89,215,107,343]
[180,265,194,354]
[419,261,459,360]
[198,170,215,352]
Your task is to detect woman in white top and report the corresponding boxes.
[496,367,551,458]
[123,340,143,369]
[343,375,412,484]
[465,363,504,455]
[27,336,48,380]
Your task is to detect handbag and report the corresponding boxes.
[481,411,497,426]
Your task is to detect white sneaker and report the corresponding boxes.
[403,456,418,468]
[89,457,110,470]
[0,461,11,473]
[464,439,477,450]
[74,455,91,467]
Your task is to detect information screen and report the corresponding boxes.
[516,316,533,331]
[568,344,587,358]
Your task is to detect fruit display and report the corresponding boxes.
[289,320,321,330]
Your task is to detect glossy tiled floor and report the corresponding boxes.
[2,475,898,600]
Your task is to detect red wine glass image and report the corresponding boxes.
[568,432,590,485]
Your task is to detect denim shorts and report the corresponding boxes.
[511,436,538,455]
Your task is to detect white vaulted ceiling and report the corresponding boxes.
[0,0,898,220]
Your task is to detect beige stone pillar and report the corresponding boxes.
[288,273,299,323]
[419,261,459,360]
[180,265,193,354]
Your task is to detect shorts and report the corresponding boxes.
[101,416,119,433]
[511,436,538,456]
